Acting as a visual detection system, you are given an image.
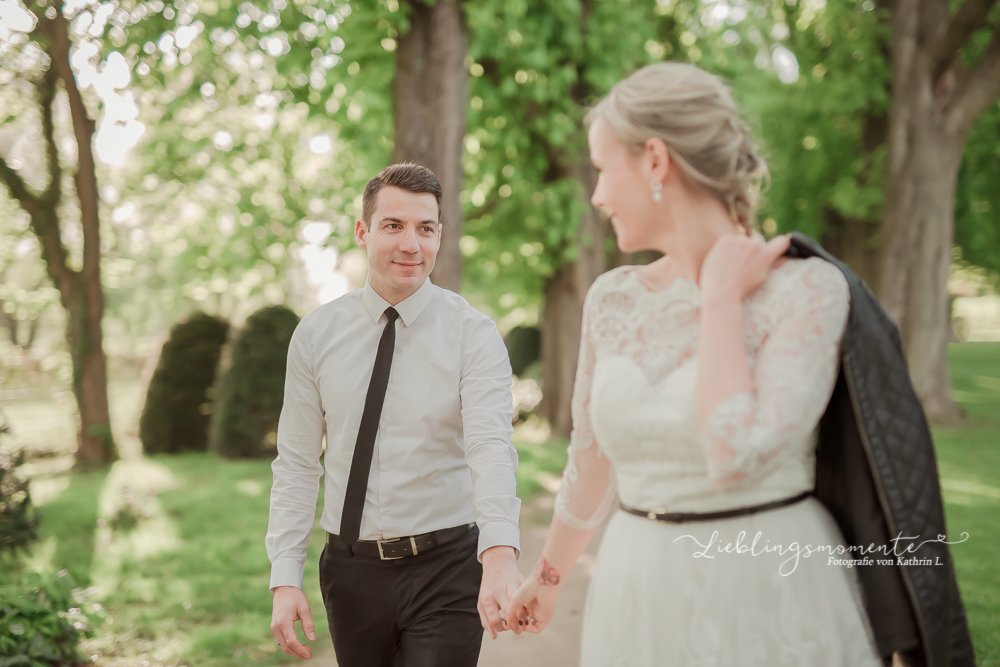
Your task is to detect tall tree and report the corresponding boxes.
[731,0,891,287]
[392,0,468,292]
[0,2,116,464]
[728,0,1000,420]
[876,0,1000,419]
[463,0,665,435]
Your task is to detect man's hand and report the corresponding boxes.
[270,586,317,659]
[505,557,561,634]
[477,546,523,640]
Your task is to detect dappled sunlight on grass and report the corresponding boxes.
[74,452,333,665]
[30,468,108,586]
[91,458,183,596]
[934,343,1000,663]
[29,474,70,504]
[21,535,57,573]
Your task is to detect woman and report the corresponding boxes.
[504,62,884,666]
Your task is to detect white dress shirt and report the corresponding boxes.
[266,276,521,591]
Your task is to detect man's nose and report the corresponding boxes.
[399,226,419,253]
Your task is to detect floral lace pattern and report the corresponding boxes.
[553,258,850,527]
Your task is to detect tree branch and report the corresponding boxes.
[932,0,998,70]
[949,26,1000,131]
[1,28,77,289]
[39,65,61,207]
[43,7,100,277]
[0,155,42,217]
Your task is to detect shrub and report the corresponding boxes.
[0,412,37,562]
[0,569,105,665]
[505,326,541,377]
[139,312,230,455]
[210,305,300,458]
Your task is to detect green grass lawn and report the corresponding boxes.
[937,343,1000,665]
[19,430,568,666]
[12,344,999,665]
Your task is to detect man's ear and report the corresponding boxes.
[354,219,368,251]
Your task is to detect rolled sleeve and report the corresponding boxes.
[459,316,521,561]
[265,319,326,592]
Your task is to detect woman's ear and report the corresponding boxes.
[645,136,671,186]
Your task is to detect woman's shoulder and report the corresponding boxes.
[772,255,847,286]
[585,265,638,299]
[766,255,850,312]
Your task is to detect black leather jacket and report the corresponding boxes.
[787,233,976,667]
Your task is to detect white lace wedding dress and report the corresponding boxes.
[555,258,884,667]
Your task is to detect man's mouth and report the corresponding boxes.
[393,261,421,267]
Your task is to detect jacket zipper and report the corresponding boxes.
[843,354,933,666]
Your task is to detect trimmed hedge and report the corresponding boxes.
[139,311,230,455]
[210,305,300,458]
[505,325,541,377]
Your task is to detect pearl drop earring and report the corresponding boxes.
[651,182,662,202]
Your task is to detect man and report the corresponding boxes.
[266,162,524,666]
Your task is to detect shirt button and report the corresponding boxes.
[380,465,389,472]
[381,509,389,515]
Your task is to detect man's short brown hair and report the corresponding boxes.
[361,162,443,228]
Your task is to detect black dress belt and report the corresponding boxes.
[621,490,812,523]
[327,522,476,560]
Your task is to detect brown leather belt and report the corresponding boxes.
[327,522,477,560]
[621,491,812,523]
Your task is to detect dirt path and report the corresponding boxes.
[311,491,610,667]
[477,492,609,667]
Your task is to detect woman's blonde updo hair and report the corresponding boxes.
[586,62,768,234]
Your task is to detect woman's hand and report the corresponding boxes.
[503,558,561,634]
[699,233,790,303]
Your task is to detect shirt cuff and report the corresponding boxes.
[269,558,305,592]
[476,520,521,562]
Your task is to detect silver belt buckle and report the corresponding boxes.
[377,536,419,560]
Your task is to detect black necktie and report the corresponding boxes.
[339,306,399,552]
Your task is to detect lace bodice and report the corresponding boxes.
[554,258,850,530]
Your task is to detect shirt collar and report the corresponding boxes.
[363,276,434,327]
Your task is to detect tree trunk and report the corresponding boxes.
[0,8,116,464]
[880,130,964,419]
[539,162,608,437]
[876,0,1000,422]
[820,112,886,287]
[392,0,468,293]
[63,271,115,463]
[540,266,581,437]
[51,8,115,463]
[820,210,881,288]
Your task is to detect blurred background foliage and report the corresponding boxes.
[0,0,996,359]
[1,0,995,369]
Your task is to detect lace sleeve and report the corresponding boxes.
[699,259,850,488]
[553,283,618,530]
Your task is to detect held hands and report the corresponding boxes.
[270,586,317,659]
[503,558,562,635]
[699,233,791,303]
[478,546,524,639]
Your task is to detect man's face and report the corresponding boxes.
[355,186,441,303]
